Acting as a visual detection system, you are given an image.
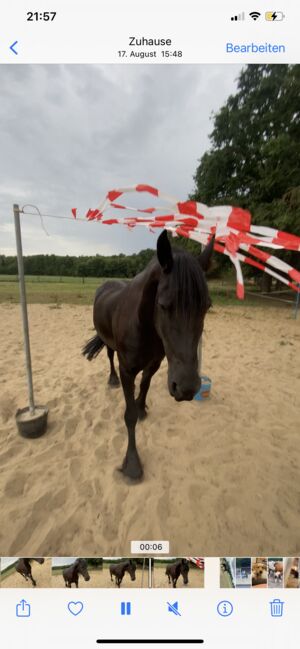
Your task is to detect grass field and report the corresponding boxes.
[0,275,115,305]
[0,274,283,307]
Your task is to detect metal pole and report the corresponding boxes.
[13,204,35,414]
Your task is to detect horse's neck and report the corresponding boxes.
[71,563,77,579]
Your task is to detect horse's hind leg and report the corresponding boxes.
[136,359,162,421]
[119,365,143,480]
[107,347,120,388]
[19,571,28,582]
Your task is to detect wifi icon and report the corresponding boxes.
[249,11,261,20]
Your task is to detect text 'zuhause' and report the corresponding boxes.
[226,42,285,52]
[129,36,172,46]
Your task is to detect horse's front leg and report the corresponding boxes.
[29,572,36,587]
[119,365,143,480]
[135,358,162,421]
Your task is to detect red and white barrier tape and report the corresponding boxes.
[71,184,300,300]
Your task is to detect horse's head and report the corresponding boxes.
[126,560,137,581]
[155,230,213,401]
[76,558,91,582]
[181,559,190,584]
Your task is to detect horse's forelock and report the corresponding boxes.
[167,250,209,317]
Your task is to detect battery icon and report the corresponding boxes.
[265,11,285,20]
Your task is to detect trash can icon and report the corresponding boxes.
[270,599,284,617]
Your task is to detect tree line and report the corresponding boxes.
[0,249,156,278]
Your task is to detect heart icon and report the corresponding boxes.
[68,601,84,616]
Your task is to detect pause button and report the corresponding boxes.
[121,602,131,615]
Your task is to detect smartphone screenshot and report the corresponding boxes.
[0,0,299,647]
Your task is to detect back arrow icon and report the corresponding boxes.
[10,41,18,55]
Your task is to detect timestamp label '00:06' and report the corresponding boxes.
[131,541,170,554]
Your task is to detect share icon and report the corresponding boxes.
[167,601,181,616]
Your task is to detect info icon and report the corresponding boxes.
[217,600,233,617]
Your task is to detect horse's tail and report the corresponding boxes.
[82,334,105,361]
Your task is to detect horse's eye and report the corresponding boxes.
[159,303,168,311]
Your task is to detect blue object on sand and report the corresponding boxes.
[194,375,212,401]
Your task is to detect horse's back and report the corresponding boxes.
[95,280,127,303]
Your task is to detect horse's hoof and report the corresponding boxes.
[119,457,144,481]
[108,375,120,388]
[138,408,147,421]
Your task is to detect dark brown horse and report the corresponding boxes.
[166,558,190,588]
[83,230,213,480]
[15,558,45,587]
[109,560,136,587]
[63,558,91,588]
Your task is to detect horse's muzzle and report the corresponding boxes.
[84,576,91,581]
[170,380,200,402]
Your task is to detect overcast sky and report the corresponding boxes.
[0,64,242,257]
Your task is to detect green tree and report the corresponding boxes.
[192,64,300,286]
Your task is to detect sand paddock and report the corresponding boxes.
[1,558,52,588]
[0,303,299,556]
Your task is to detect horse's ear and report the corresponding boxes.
[157,230,173,273]
[198,235,215,272]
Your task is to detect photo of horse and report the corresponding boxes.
[0,557,51,588]
[51,557,149,588]
[152,558,204,588]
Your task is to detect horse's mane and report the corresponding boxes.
[169,249,210,317]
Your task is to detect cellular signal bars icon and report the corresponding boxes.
[231,11,245,20]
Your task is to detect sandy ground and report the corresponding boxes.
[1,558,52,588]
[52,566,148,588]
[152,565,204,588]
[0,303,300,557]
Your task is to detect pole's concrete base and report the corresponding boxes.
[16,405,48,439]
